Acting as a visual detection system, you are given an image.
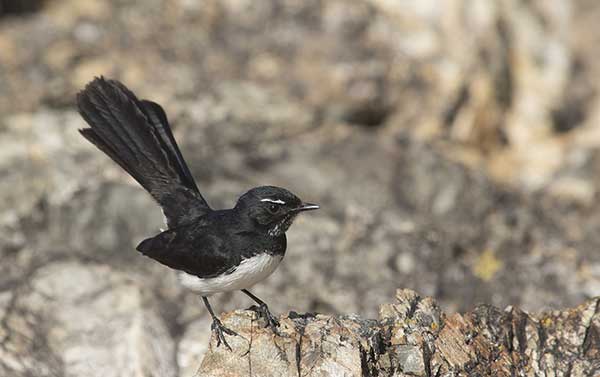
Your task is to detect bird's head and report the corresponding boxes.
[235,186,319,237]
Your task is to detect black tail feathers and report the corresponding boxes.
[77,77,211,227]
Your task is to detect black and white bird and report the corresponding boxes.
[76,77,318,349]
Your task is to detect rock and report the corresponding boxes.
[177,317,213,377]
[1,0,600,375]
[197,289,600,376]
[0,262,177,377]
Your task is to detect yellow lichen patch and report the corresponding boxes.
[473,249,503,282]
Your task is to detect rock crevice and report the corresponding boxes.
[198,289,600,376]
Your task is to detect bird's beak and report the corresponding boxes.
[296,202,320,212]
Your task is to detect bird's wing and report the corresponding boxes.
[77,77,211,228]
[136,225,241,278]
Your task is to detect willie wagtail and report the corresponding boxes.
[76,77,318,350]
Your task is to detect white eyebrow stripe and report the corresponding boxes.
[260,198,286,205]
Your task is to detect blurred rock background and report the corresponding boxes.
[1,0,599,376]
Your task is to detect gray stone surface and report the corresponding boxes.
[1,0,600,375]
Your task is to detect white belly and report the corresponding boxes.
[177,253,283,296]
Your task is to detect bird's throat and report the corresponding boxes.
[267,214,297,237]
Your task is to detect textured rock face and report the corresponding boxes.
[2,0,600,376]
[0,262,177,377]
[198,289,600,376]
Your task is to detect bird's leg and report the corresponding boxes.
[241,289,281,335]
[202,296,239,351]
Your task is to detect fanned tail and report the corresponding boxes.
[77,77,211,227]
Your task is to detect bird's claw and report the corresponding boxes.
[211,318,238,351]
[250,303,282,336]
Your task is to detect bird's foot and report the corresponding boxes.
[211,318,239,351]
[250,303,282,336]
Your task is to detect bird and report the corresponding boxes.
[76,77,319,350]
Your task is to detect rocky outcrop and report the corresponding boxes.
[2,1,600,376]
[198,289,600,376]
[0,262,177,377]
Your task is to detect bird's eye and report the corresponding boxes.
[268,204,280,213]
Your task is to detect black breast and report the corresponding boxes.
[237,233,287,259]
